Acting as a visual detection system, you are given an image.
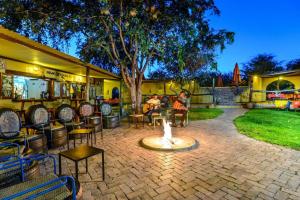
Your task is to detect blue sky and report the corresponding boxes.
[68,0,300,73]
[211,0,300,72]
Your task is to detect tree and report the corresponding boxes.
[219,72,234,86]
[286,59,300,70]
[148,68,170,80]
[0,0,234,113]
[242,54,283,79]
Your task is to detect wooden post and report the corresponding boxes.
[163,81,166,95]
[119,80,122,117]
[49,79,54,99]
[249,76,253,102]
[0,73,2,99]
[86,67,90,102]
[212,78,215,105]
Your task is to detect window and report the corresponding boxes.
[54,81,61,97]
[61,82,70,97]
[13,76,49,99]
[1,74,13,98]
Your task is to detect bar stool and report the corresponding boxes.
[174,111,189,127]
[152,114,166,128]
[67,128,93,149]
[128,114,144,128]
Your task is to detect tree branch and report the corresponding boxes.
[106,4,132,62]
[101,18,121,62]
[141,50,155,74]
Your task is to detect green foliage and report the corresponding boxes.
[242,54,283,77]
[234,109,300,150]
[266,80,295,91]
[189,108,224,120]
[0,0,234,76]
[286,59,300,70]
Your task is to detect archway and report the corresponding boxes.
[112,87,119,99]
[266,80,295,100]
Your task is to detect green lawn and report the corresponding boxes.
[234,109,300,150]
[189,108,224,121]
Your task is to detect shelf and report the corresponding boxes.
[12,99,55,102]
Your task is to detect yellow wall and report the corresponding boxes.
[142,82,165,95]
[252,75,300,102]
[237,87,250,103]
[6,59,43,76]
[262,77,300,91]
[141,81,197,96]
[121,81,250,104]
[103,79,120,99]
[5,59,86,83]
[0,98,70,110]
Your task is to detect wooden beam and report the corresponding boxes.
[86,67,90,102]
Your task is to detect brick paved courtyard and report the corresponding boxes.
[52,109,300,200]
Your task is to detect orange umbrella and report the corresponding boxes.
[216,75,223,87]
[232,63,241,86]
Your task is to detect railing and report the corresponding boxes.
[0,143,76,199]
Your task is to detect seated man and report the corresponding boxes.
[171,91,188,127]
[143,94,161,124]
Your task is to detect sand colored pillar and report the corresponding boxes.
[86,67,90,102]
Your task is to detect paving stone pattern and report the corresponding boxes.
[51,109,300,200]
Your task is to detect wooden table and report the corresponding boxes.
[83,123,101,142]
[67,129,93,149]
[59,145,105,181]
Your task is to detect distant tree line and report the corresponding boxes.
[148,53,300,87]
[241,54,300,79]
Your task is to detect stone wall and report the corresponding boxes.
[214,86,249,105]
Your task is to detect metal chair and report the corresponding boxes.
[0,144,77,200]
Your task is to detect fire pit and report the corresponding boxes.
[140,120,198,151]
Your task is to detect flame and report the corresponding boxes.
[163,119,173,146]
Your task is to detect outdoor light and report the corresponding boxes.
[33,66,39,71]
[279,76,283,80]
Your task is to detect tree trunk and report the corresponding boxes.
[129,82,143,114]
[130,84,137,112]
[136,85,142,114]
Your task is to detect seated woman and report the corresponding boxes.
[143,94,161,124]
[171,91,188,127]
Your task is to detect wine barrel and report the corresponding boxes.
[44,128,67,148]
[94,124,102,133]
[24,161,40,181]
[103,115,120,129]
[56,104,75,123]
[27,134,47,153]
[78,102,94,117]
[26,104,49,126]
[100,103,112,116]
[0,108,21,139]
[87,116,101,125]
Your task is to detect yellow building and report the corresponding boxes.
[250,70,300,107]
[0,26,120,110]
